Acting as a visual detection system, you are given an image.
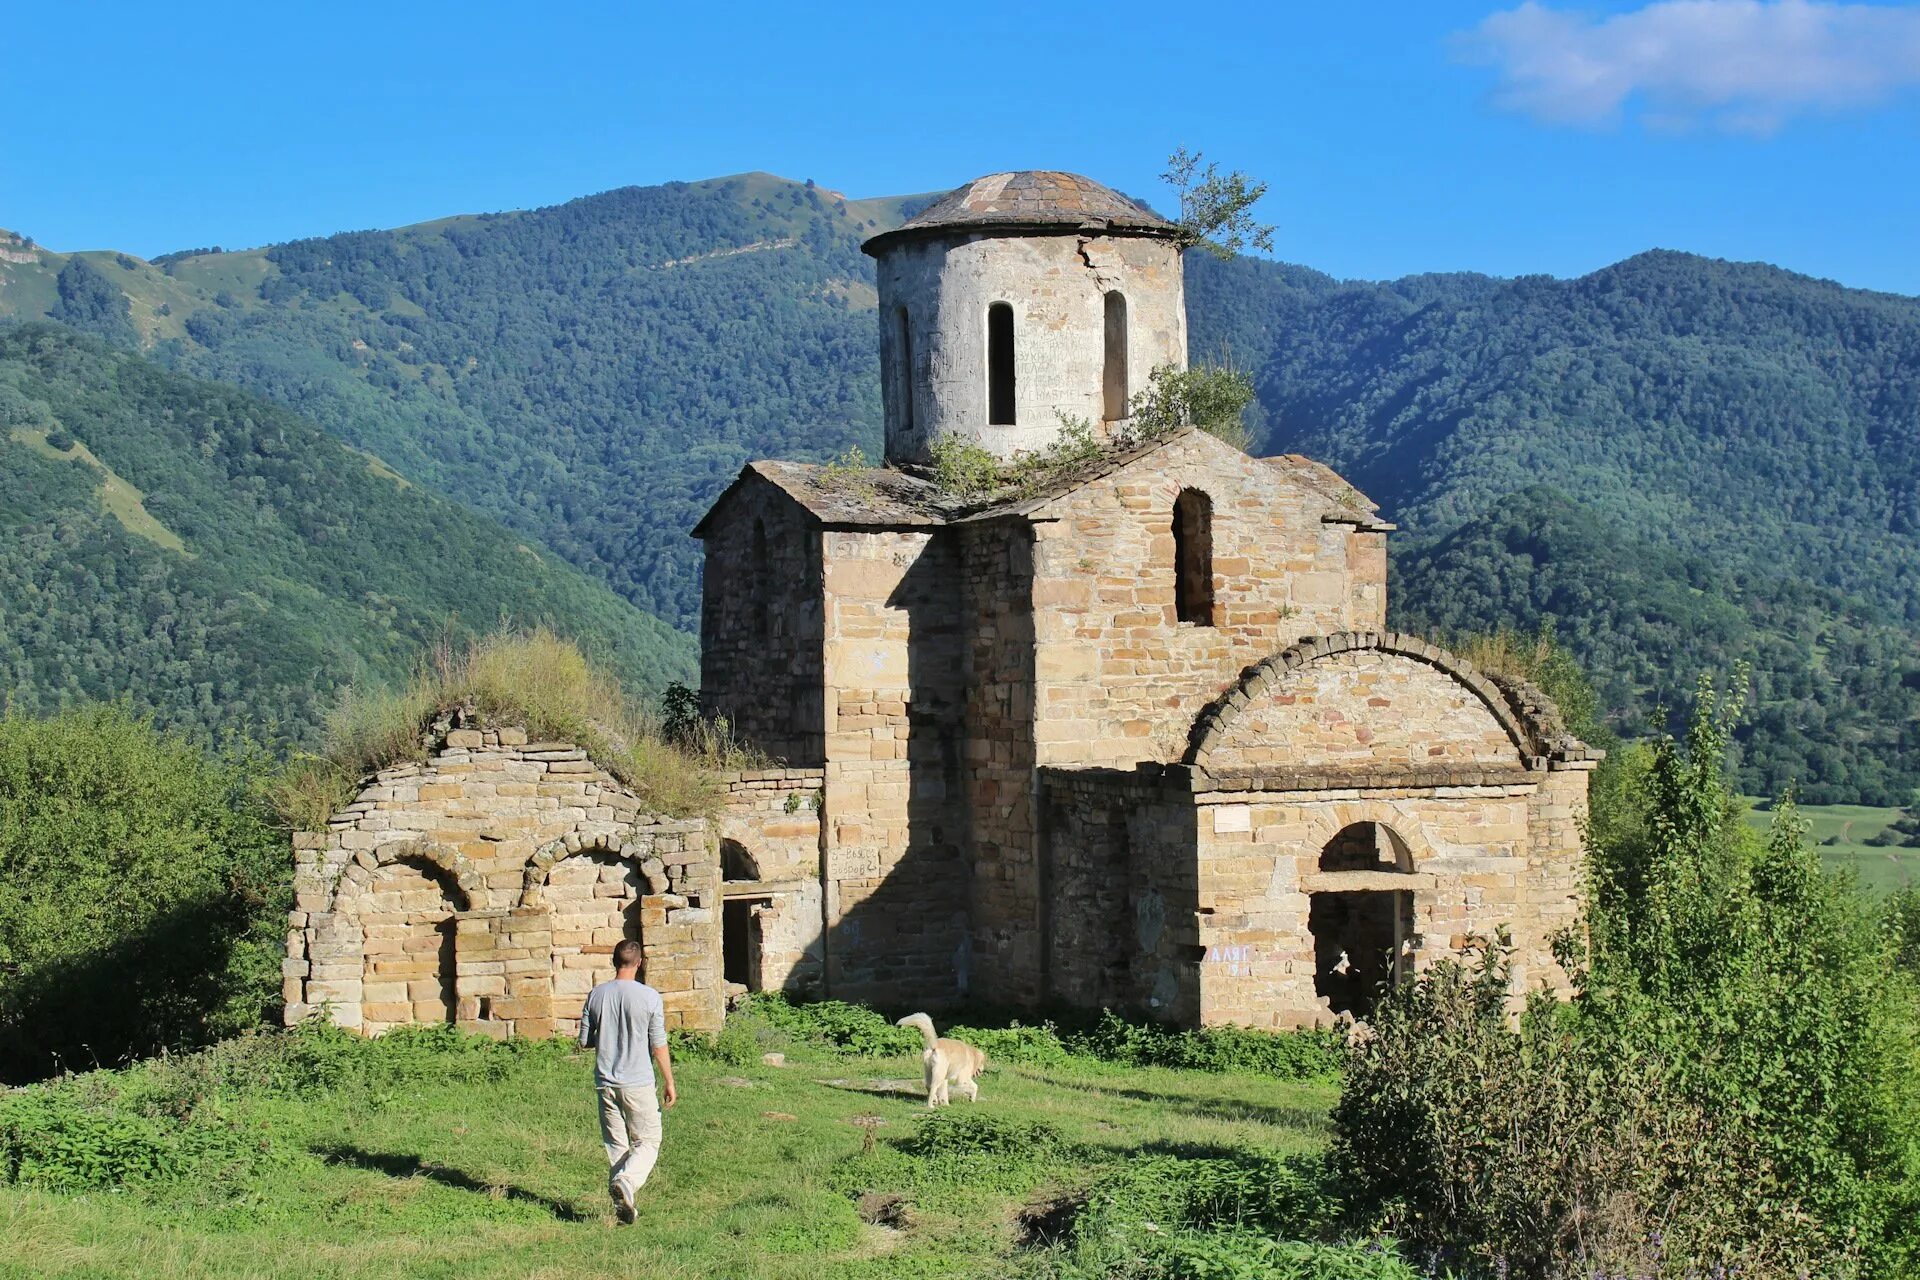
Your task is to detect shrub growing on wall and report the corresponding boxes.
[0,705,287,1083]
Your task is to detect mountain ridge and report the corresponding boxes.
[2,173,1916,801]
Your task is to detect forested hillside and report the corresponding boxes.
[0,324,693,749]
[3,176,1917,800]
[1184,253,1920,802]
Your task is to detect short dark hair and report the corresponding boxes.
[612,939,643,972]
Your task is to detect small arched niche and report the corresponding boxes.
[357,856,466,1028]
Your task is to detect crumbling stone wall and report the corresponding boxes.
[284,725,723,1036]
[717,768,826,997]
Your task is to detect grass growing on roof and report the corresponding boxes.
[270,628,753,828]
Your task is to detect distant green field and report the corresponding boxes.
[1744,800,1920,894]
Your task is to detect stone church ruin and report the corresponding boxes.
[285,170,1596,1035]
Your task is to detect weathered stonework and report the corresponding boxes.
[689,169,1599,1029]
[284,725,723,1036]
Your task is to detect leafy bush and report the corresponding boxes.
[0,705,289,1083]
[1126,363,1255,451]
[943,1021,1075,1067]
[1887,887,1920,974]
[1065,1010,1341,1080]
[0,1085,263,1193]
[1329,680,1920,1278]
[743,994,921,1057]
[902,1109,1059,1159]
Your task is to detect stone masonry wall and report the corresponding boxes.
[876,232,1187,464]
[285,726,722,1036]
[700,474,825,765]
[718,768,826,997]
[1202,650,1520,772]
[817,529,969,1005]
[1029,431,1390,773]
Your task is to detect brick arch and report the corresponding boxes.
[329,839,483,914]
[1184,631,1535,768]
[518,831,664,909]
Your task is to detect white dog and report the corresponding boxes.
[896,1012,986,1108]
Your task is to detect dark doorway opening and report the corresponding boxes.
[723,898,762,990]
[1309,889,1413,1018]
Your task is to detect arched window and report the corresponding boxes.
[893,306,914,435]
[1103,291,1129,420]
[751,519,770,639]
[1173,489,1214,626]
[987,302,1016,425]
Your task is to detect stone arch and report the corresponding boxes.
[1295,804,1440,872]
[1184,632,1536,768]
[518,831,663,909]
[329,839,482,915]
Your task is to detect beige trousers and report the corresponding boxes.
[597,1083,663,1201]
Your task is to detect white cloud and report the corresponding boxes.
[1458,0,1920,133]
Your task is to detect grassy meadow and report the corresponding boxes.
[1744,801,1920,893]
[0,1015,1353,1280]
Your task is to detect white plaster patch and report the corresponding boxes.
[1213,804,1252,833]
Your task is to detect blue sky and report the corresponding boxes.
[5,0,1918,293]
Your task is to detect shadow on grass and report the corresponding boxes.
[1010,1071,1331,1131]
[315,1143,590,1222]
[809,1077,925,1100]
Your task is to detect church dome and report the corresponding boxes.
[863,171,1175,254]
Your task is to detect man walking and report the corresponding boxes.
[579,938,677,1223]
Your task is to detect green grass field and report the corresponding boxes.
[0,1027,1345,1280]
[1744,800,1920,893]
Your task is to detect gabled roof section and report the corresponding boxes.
[693,434,1392,536]
[692,459,951,536]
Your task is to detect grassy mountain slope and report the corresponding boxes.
[4,184,1918,800]
[0,323,693,750]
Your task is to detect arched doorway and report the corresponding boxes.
[1308,822,1416,1018]
[358,857,465,1031]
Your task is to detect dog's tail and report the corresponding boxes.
[895,1011,938,1052]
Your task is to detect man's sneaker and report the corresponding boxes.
[612,1184,636,1225]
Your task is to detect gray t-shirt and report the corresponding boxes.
[578,978,667,1088]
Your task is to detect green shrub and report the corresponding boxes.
[1126,362,1255,452]
[902,1109,1059,1160]
[743,994,920,1057]
[943,1020,1074,1067]
[1065,1010,1341,1079]
[1329,679,1920,1278]
[0,1080,265,1193]
[0,705,289,1084]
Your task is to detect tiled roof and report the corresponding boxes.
[864,171,1175,254]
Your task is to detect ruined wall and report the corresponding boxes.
[817,528,968,1005]
[1203,649,1520,772]
[1029,432,1390,771]
[718,768,826,998]
[875,232,1187,463]
[699,475,825,765]
[285,727,721,1036]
